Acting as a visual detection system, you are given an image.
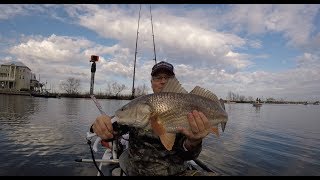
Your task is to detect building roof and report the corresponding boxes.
[2,61,31,70]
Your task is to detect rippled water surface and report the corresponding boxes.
[0,94,319,175]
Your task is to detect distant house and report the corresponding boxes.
[0,61,39,91]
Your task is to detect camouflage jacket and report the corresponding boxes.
[119,127,202,176]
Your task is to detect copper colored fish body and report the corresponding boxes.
[115,77,228,150]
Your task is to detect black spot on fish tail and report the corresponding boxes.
[221,122,227,132]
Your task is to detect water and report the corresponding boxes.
[0,95,319,176]
[200,103,320,176]
[0,94,129,176]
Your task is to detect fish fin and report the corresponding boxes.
[150,116,166,135]
[159,133,176,151]
[219,98,226,110]
[210,126,220,137]
[221,122,227,132]
[150,116,176,151]
[190,86,219,102]
[161,77,188,94]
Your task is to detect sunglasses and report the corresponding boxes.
[152,75,173,81]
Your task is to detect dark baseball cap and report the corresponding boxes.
[151,61,175,76]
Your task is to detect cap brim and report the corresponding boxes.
[151,68,175,76]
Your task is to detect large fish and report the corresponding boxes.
[114,77,228,151]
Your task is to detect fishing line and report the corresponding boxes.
[86,138,105,176]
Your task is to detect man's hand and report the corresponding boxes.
[92,115,114,140]
[178,110,210,151]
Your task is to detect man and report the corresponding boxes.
[91,61,212,176]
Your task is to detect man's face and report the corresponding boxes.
[151,72,174,93]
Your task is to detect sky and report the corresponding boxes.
[0,4,320,102]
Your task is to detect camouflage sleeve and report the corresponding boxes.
[174,134,202,160]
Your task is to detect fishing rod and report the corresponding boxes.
[88,55,121,133]
[88,56,112,121]
[85,7,217,176]
[150,4,157,64]
[87,58,217,175]
[148,6,217,175]
[88,55,105,176]
[131,4,142,99]
[86,55,127,176]
[131,4,156,100]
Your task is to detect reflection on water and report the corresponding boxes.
[254,106,261,113]
[0,95,36,124]
[0,95,319,175]
[200,103,320,176]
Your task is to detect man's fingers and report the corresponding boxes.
[93,115,114,139]
[188,112,199,134]
[199,111,210,129]
[102,115,114,134]
[193,110,205,131]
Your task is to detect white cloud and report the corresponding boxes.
[6,34,135,93]
[9,34,92,65]
[64,5,251,72]
[296,53,319,68]
[1,4,320,101]
[0,4,57,20]
[0,5,27,20]
[218,4,320,48]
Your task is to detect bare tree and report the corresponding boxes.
[228,91,237,101]
[239,95,246,102]
[106,82,113,96]
[60,77,81,94]
[227,91,248,101]
[266,97,276,102]
[227,91,233,101]
[135,84,148,97]
[105,81,126,96]
[247,96,254,102]
[112,82,126,96]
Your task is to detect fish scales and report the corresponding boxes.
[147,92,224,133]
[114,77,228,150]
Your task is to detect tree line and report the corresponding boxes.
[59,78,315,103]
[59,77,148,99]
[226,91,302,104]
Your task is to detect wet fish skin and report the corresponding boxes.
[148,92,227,133]
[114,77,228,150]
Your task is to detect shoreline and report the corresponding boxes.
[1,91,317,105]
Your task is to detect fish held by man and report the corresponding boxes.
[114,77,228,151]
